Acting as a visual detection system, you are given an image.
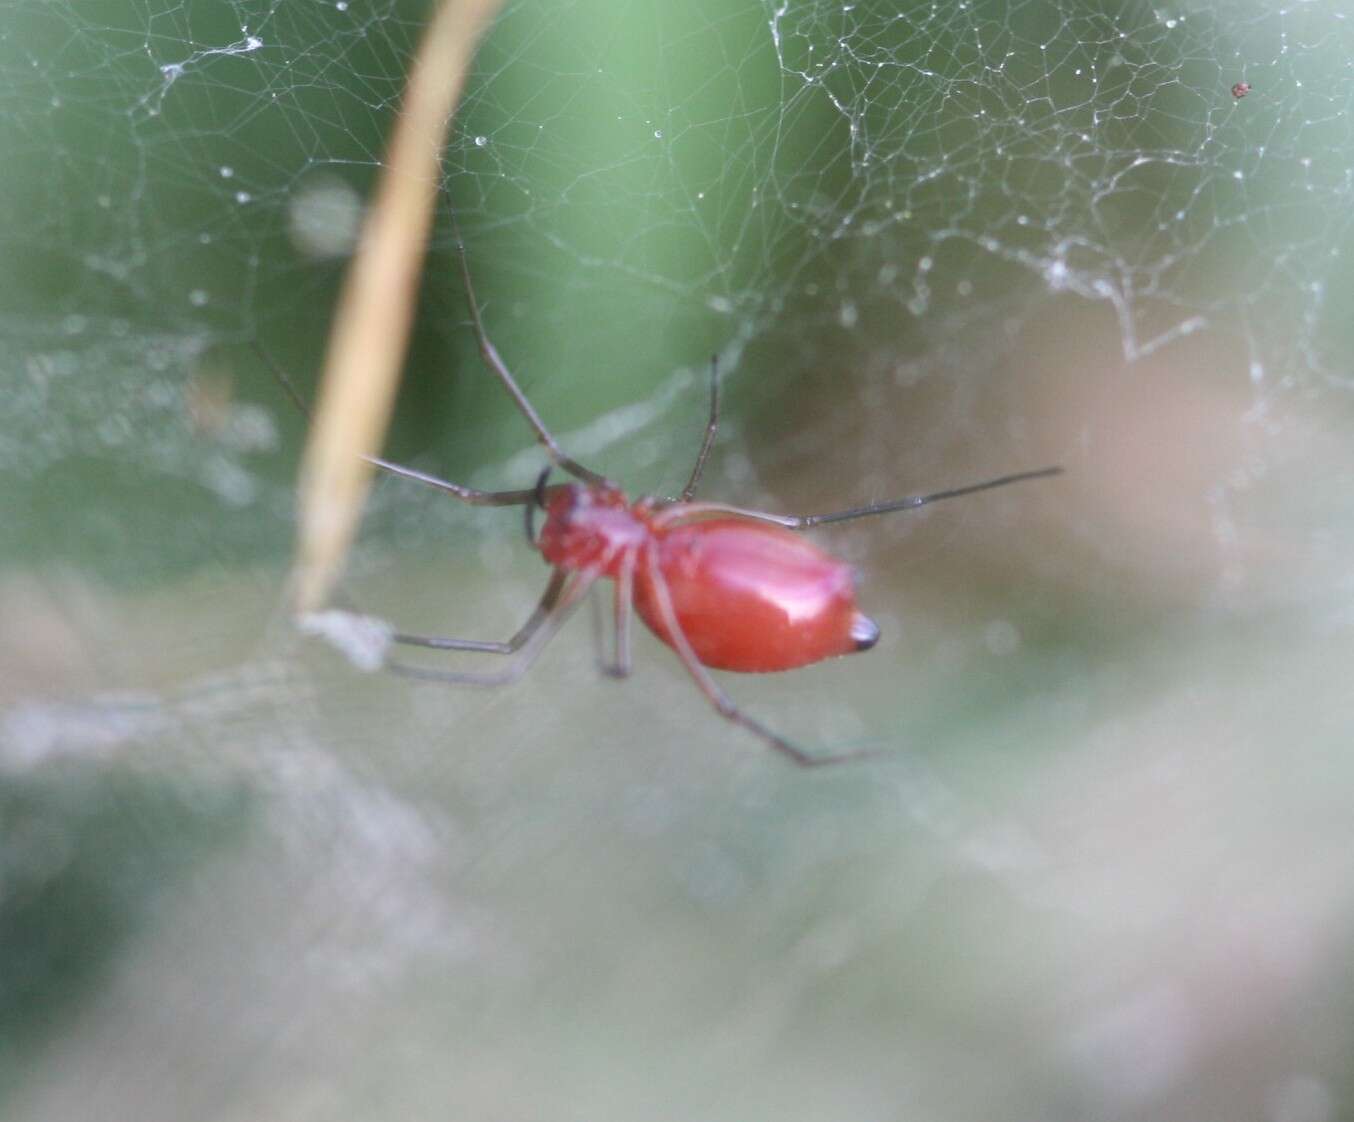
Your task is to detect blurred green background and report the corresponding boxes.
[3,1,1354,1119]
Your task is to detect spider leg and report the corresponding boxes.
[641,548,873,767]
[602,548,636,679]
[679,355,720,501]
[254,340,545,508]
[588,582,609,671]
[652,467,1064,531]
[387,567,598,687]
[588,549,633,679]
[392,569,567,654]
[365,455,539,507]
[450,212,609,487]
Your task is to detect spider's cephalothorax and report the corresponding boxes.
[536,482,644,576]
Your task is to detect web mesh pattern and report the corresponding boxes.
[3,3,1354,1120]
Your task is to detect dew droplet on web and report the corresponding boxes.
[288,174,362,260]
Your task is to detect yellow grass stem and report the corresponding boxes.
[292,0,505,613]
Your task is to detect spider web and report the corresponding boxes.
[4,2,1354,1119]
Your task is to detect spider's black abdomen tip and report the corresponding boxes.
[850,613,880,652]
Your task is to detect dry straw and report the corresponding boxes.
[291,0,506,613]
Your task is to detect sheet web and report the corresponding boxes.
[4,1,1350,440]
[1,1,1349,567]
[3,3,1354,1117]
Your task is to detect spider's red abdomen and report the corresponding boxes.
[634,519,879,672]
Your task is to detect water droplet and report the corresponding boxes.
[288,174,362,260]
[473,135,487,148]
[850,615,879,650]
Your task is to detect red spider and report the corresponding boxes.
[281,237,1060,766]
[1231,81,1251,99]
